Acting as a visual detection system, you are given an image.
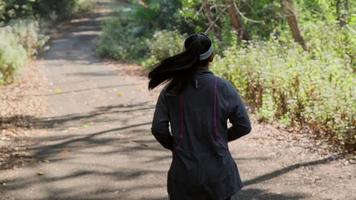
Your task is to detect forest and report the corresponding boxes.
[0,0,94,83]
[97,0,356,154]
[0,1,355,198]
[0,0,355,154]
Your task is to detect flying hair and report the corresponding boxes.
[148,33,213,93]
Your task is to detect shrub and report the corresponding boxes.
[72,0,95,16]
[0,0,91,85]
[142,30,185,71]
[213,30,355,153]
[0,0,95,22]
[0,28,27,84]
[97,10,148,61]
[97,1,187,63]
[8,19,48,57]
[302,21,356,70]
[33,0,95,20]
[0,19,48,84]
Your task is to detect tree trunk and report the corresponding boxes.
[336,0,349,26]
[225,0,249,41]
[202,0,220,38]
[281,0,307,50]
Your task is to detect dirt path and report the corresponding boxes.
[0,1,355,200]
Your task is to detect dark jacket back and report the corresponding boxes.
[151,70,251,200]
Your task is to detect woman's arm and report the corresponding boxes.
[226,83,252,142]
[151,91,173,150]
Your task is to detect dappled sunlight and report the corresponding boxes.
[1,0,355,199]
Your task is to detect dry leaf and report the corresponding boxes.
[37,172,44,176]
[54,88,62,94]
[117,92,124,97]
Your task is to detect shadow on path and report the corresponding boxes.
[243,156,339,186]
[234,188,306,200]
[0,102,154,130]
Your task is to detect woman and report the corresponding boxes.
[148,33,251,200]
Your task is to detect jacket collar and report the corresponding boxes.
[195,68,213,75]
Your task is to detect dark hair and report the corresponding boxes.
[148,33,213,93]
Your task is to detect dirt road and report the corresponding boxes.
[0,1,355,200]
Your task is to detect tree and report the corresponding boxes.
[202,0,220,38]
[336,0,349,26]
[225,0,249,41]
[281,0,307,50]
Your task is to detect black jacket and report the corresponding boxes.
[151,70,251,200]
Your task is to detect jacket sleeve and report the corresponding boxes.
[151,90,173,150]
[225,82,252,142]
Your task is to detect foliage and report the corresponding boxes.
[73,0,95,16]
[98,0,190,62]
[99,0,356,153]
[8,19,48,57]
[178,0,356,42]
[97,6,148,61]
[131,0,184,31]
[0,0,94,23]
[0,0,91,85]
[0,19,48,84]
[33,0,95,21]
[302,21,355,69]
[0,0,34,22]
[0,28,27,84]
[142,30,185,71]
[213,23,355,153]
[177,0,279,40]
[178,0,207,32]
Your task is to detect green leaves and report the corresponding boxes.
[0,0,94,23]
[142,30,185,71]
[98,0,185,62]
[212,25,355,153]
[0,19,47,85]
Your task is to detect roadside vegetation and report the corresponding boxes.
[98,0,356,154]
[0,0,94,85]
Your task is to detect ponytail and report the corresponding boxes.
[148,33,213,93]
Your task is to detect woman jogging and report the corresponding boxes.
[148,33,251,200]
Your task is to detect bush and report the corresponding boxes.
[142,30,185,71]
[35,0,95,20]
[0,0,92,85]
[213,25,355,153]
[0,0,95,22]
[0,28,27,84]
[302,21,355,70]
[0,19,48,84]
[97,9,148,61]
[72,0,95,16]
[97,1,188,63]
[8,19,48,57]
